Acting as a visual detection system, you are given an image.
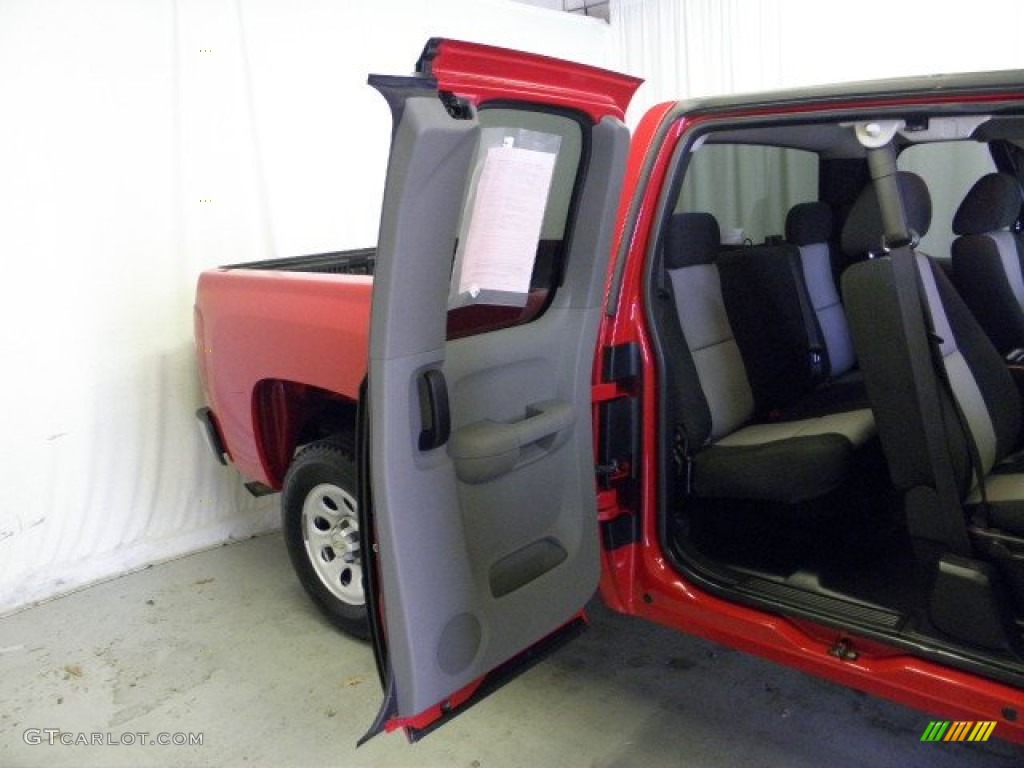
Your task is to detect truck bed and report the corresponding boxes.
[221,248,376,275]
[194,248,375,487]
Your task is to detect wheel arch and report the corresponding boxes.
[252,379,358,489]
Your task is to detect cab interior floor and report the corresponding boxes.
[674,502,1024,674]
[672,485,932,617]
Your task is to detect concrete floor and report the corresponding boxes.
[1,533,1020,768]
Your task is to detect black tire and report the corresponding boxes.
[281,435,370,640]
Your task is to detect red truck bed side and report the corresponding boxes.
[194,268,371,488]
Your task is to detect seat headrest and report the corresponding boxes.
[785,202,832,246]
[840,171,932,256]
[664,212,721,270]
[952,173,1021,236]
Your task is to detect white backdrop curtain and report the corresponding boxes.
[613,0,1024,123]
[613,0,783,123]
[611,0,1023,248]
[0,0,615,614]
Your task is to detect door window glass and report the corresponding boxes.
[446,107,584,338]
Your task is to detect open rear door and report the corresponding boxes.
[360,39,639,741]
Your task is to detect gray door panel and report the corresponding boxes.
[369,91,629,721]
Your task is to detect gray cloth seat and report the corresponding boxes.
[950,173,1024,355]
[716,242,829,412]
[662,212,875,504]
[785,201,858,378]
[842,173,1024,544]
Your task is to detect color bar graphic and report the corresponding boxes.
[920,721,996,742]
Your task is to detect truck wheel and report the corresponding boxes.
[282,437,369,640]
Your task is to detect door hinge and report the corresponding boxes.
[828,638,859,662]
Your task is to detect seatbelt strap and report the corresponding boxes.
[865,144,972,553]
[889,247,974,555]
[786,253,828,381]
[910,259,991,526]
[657,274,696,495]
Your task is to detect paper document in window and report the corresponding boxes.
[451,143,557,308]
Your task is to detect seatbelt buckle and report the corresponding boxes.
[809,345,825,379]
[672,427,694,495]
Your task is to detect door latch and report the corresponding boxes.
[828,638,859,662]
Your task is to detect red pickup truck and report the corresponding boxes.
[195,39,1024,743]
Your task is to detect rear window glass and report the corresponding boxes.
[898,141,996,261]
[676,144,818,244]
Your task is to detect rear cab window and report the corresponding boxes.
[897,140,997,263]
[676,143,819,242]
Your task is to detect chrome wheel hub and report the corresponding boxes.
[301,482,364,606]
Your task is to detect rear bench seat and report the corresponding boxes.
[716,242,828,413]
[714,203,869,418]
[662,212,875,504]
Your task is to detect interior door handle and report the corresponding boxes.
[509,400,573,448]
[417,369,450,451]
[448,399,574,484]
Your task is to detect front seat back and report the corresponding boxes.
[842,173,1023,547]
[951,172,1024,355]
[842,169,1024,651]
